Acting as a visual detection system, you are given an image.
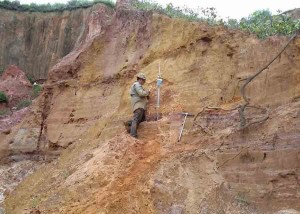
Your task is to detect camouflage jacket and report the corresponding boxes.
[130,81,150,112]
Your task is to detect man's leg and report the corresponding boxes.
[130,108,145,138]
[123,120,132,133]
[141,110,146,122]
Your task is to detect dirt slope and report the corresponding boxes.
[2,3,300,214]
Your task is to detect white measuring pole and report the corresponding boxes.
[157,63,162,120]
[157,63,161,108]
[178,113,188,142]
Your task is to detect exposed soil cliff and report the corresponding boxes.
[0,3,113,80]
[1,2,300,214]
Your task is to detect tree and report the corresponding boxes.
[233,10,300,38]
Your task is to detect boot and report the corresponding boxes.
[130,120,138,138]
[123,120,132,133]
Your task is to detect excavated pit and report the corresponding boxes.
[1,3,300,214]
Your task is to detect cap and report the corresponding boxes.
[137,73,146,80]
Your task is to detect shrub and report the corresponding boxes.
[225,10,300,39]
[26,74,35,85]
[131,0,213,22]
[16,99,32,110]
[132,1,300,38]
[235,192,250,205]
[0,91,8,103]
[31,83,43,98]
[0,108,9,116]
[30,196,40,208]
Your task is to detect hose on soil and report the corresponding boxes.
[193,32,299,131]
[238,32,298,129]
[192,106,239,135]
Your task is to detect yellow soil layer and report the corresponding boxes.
[3,9,300,214]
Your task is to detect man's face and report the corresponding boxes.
[139,78,146,85]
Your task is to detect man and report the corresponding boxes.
[126,73,150,138]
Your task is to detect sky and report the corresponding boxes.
[18,0,300,20]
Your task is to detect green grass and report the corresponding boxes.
[0,0,115,12]
[31,84,43,99]
[30,196,41,208]
[0,108,9,116]
[26,74,35,85]
[235,192,250,205]
[61,170,71,179]
[16,99,32,110]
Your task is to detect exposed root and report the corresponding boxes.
[214,142,225,151]
[238,105,269,130]
[192,106,240,135]
[193,106,239,122]
[193,122,214,136]
[217,149,243,169]
[238,33,298,129]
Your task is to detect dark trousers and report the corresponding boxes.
[130,108,145,137]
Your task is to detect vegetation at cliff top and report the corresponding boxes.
[0,0,299,39]
[227,10,300,39]
[0,0,115,12]
[132,0,217,22]
[133,0,300,39]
